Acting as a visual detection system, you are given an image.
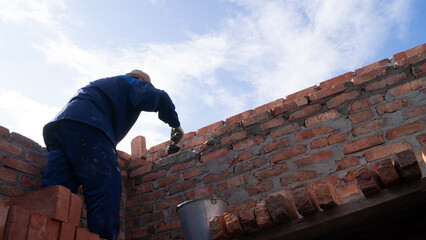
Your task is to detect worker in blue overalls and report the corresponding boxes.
[41,69,184,240]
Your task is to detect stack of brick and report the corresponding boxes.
[209,149,422,239]
[126,43,425,239]
[0,185,107,239]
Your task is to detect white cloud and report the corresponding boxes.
[0,91,60,146]
[0,0,414,152]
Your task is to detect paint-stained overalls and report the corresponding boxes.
[42,75,180,240]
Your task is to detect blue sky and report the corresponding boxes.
[0,0,425,153]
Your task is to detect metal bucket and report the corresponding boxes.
[177,197,228,240]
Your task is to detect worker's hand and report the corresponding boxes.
[170,126,184,144]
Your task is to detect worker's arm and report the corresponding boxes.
[128,80,181,128]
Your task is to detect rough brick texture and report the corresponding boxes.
[0,43,425,239]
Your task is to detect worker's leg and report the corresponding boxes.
[42,122,81,193]
[42,120,121,240]
[68,124,122,240]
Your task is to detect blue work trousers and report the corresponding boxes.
[41,120,121,240]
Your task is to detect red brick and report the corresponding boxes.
[159,175,179,187]
[264,194,298,223]
[0,125,10,138]
[336,156,361,171]
[224,211,243,237]
[270,123,300,138]
[352,119,386,136]
[388,78,426,97]
[0,184,26,197]
[272,99,306,116]
[404,104,426,119]
[413,62,426,77]
[203,171,230,184]
[239,206,259,233]
[218,175,248,192]
[211,122,239,138]
[131,136,147,159]
[128,205,153,217]
[4,155,42,177]
[142,169,166,183]
[309,82,347,101]
[310,137,328,149]
[143,212,164,224]
[305,109,341,128]
[254,200,275,229]
[67,194,82,226]
[21,175,41,189]
[376,98,409,115]
[220,131,246,145]
[386,121,424,140]
[4,206,30,240]
[156,196,183,210]
[44,219,60,240]
[234,157,267,174]
[242,111,270,127]
[127,226,154,239]
[365,71,407,91]
[337,184,359,198]
[25,151,48,167]
[327,90,360,109]
[198,121,224,136]
[394,150,422,182]
[270,144,307,164]
[260,117,285,130]
[246,179,274,196]
[344,170,356,183]
[349,94,384,113]
[254,162,287,181]
[27,211,49,240]
[254,98,285,114]
[315,181,343,209]
[128,183,153,197]
[354,165,381,196]
[185,185,214,200]
[328,132,349,145]
[293,185,321,216]
[365,142,412,162]
[8,185,71,222]
[75,227,99,240]
[0,139,23,156]
[289,103,322,121]
[281,171,317,186]
[295,126,333,142]
[343,134,384,154]
[286,85,319,102]
[353,67,387,85]
[233,135,263,150]
[209,215,230,240]
[229,152,253,165]
[371,159,401,188]
[200,148,229,163]
[170,160,196,173]
[148,140,171,154]
[394,43,426,67]
[355,59,391,76]
[184,135,208,149]
[226,110,253,125]
[260,138,290,154]
[295,149,332,168]
[348,109,374,124]
[393,43,426,61]
[0,206,9,240]
[180,131,196,143]
[183,166,208,180]
[158,219,180,232]
[169,179,197,195]
[0,168,17,183]
[320,72,353,89]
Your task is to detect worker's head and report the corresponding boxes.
[126,69,151,83]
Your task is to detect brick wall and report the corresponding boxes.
[0,43,425,239]
[0,127,131,239]
[127,43,426,239]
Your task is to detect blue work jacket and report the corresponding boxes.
[43,75,180,146]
